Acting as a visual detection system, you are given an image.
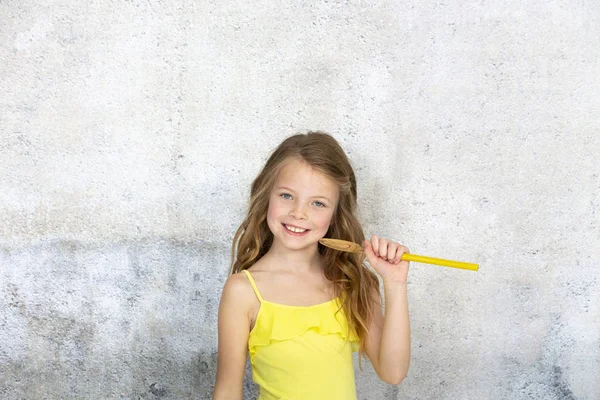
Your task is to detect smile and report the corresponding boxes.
[283,224,310,234]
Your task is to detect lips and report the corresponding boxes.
[282,223,310,234]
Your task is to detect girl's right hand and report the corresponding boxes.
[363,235,410,284]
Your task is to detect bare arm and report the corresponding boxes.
[363,236,411,385]
[364,282,411,384]
[213,273,254,399]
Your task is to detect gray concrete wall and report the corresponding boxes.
[1,1,598,399]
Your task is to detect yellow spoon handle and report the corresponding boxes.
[318,238,478,271]
[401,253,479,271]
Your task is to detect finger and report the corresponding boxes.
[378,238,389,260]
[387,244,399,263]
[370,235,380,257]
[395,246,410,264]
[388,243,403,264]
[393,247,404,264]
[363,240,378,264]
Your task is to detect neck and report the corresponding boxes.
[263,242,323,273]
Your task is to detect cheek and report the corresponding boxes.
[266,202,275,220]
[266,200,282,225]
[315,211,335,230]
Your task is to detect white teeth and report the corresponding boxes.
[285,224,307,233]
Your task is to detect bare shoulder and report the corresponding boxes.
[223,270,251,289]
[221,271,255,306]
[218,271,261,334]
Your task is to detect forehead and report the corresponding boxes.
[274,159,338,195]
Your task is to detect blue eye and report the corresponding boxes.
[313,201,325,207]
[280,193,292,200]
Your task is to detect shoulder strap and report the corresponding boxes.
[242,270,264,302]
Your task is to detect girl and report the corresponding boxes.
[213,132,411,400]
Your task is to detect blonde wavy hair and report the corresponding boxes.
[230,131,380,356]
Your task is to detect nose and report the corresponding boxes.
[289,203,308,220]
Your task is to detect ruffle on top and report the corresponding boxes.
[248,298,359,360]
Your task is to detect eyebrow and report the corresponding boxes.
[275,186,333,203]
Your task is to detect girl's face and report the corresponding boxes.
[266,158,339,252]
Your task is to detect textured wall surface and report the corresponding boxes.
[1,1,599,399]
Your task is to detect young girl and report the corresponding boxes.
[213,132,411,400]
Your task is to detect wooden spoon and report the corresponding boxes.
[319,238,479,271]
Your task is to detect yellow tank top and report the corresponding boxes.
[243,270,359,400]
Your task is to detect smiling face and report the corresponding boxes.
[266,158,339,252]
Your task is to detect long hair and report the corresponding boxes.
[230,131,380,357]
